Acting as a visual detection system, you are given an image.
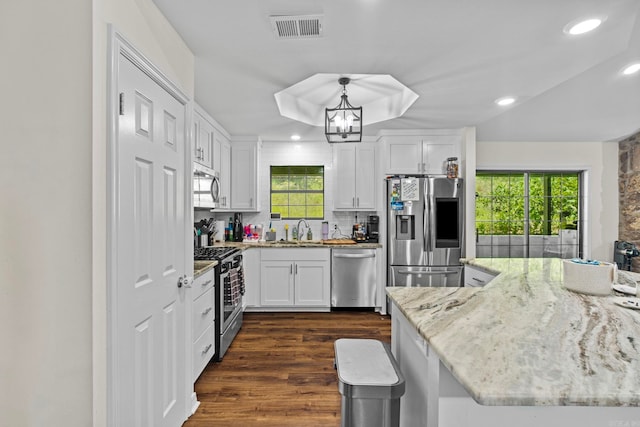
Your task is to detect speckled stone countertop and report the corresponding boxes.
[194,260,217,278]
[211,240,382,249]
[387,258,640,406]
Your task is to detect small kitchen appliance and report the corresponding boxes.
[366,215,379,243]
[614,240,640,271]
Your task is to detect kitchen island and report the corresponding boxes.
[387,258,640,427]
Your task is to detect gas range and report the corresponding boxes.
[194,245,244,362]
[194,246,240,262]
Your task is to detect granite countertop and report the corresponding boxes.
[387,258,640,406]
[194,260,217,277]
[211,240,382,249]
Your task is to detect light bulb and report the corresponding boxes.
[565,18,602,35]
[623,63,640,75]
[346,114,354,127]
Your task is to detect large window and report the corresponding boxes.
[475,171,583,258]
[270,166,324,219]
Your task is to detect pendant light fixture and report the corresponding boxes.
[325,77,362,143]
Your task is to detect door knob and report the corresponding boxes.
[177,275,192,288]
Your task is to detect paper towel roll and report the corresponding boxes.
[213,220,225,242]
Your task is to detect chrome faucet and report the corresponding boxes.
[296,219,310,240]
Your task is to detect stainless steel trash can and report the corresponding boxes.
[334,339,405,427]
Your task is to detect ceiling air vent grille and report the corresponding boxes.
[269,15,323,39]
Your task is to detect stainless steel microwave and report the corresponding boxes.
[193,163,220,209]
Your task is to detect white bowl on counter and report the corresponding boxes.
[562,259,617,296]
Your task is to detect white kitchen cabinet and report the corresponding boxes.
[231,139,261,211]
[464,264,497,287]
[259,248,330,309]
[382,134,461,175]
[333,143,376,210]
[260,260,295,306]
[192,268,216,381]
[193,108,213,168]
[213,131,231,209]
[293,260,329,305]
[242,248,261,308]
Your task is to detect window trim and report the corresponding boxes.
[475,169,585,259]
[269,165,325,220]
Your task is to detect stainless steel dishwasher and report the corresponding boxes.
[331,248,377,307]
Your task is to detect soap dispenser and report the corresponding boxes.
[307,228,313,240]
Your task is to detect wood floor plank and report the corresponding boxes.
[184,311,391,426]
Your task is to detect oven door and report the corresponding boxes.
[217,255,244,360]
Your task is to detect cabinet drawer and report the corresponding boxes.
[464,265,496,287]
[193,269,215,299]
[260,248,329,261]
[192,287,215,340]
[192,324,215,382]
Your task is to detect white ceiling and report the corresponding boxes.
[152,0,640,143]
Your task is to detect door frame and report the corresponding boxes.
[106,27,193,426]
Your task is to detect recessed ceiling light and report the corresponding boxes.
[622,63,640,75]
[291,134,301,141]
[495,97,516,106]
[564,18,604,35]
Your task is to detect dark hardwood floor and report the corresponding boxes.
[184,311,391,427]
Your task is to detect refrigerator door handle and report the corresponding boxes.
[423,179,429,253]
[398,269,459,275]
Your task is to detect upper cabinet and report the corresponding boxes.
[193,109,213,168]
[333,143,377,210]
[231,139,261,211]
[213,131,231,209]
[380,132,462,175]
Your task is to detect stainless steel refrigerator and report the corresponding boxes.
[387,176,464,287]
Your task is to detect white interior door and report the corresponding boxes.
[113,51,188,427]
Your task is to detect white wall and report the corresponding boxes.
[0,1,193,427]
[92,1,195,426]
[476,141,618,262]
[0,1,92,426]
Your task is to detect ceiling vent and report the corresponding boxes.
[269,15,323,39]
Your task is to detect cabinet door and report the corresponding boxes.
[385,138,421,174]
[333,145,356,209]
[294,261,329,306]
[260,261,294,306]
[219,139,231,209]
[422,137,458,175]
[212,130,222,172]
[231,142,259,211]
[355,145,376,210]
[194,113,213,168]
[243,248,260,307]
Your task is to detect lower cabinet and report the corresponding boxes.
[463,264,497,287]
[258,248,330,310]
[192,268,216,382]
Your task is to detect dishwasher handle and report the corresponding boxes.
[333,253,376,259]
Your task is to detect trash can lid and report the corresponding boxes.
[335,339,399,386]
